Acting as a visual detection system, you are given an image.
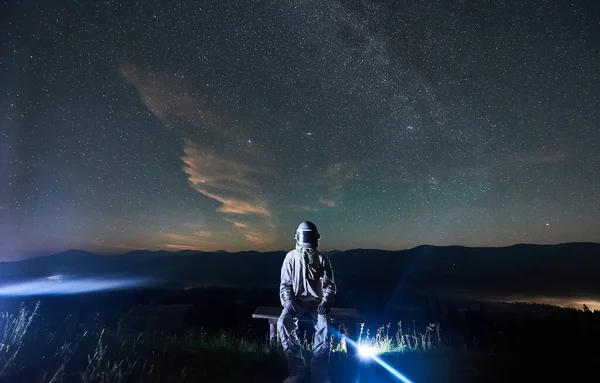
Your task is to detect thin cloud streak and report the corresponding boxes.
[319,198,337,208]
[245,232,273,247]
[195,188,271,217]
[159,232,224,252]
[181,143,272,217]
[120,64,221,134]
[181,144,264,195]
[518,153,568,164]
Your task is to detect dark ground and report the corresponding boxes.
[1,287,599,383]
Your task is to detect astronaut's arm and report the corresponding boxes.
[279,253,294,306]
[322,254,336,304]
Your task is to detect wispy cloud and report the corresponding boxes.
[182,143,272,217]
[232,221,249,229]
[181,144,264,195]
[121,63,276,248]
[319,198,337,208]
[195,188,271,216]
[517,153,568,164]
[245,232,273,247]
[120,64,222,134]
[180,141,276,247]
[159,232,224,251]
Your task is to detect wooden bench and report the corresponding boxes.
[252,306,363,352]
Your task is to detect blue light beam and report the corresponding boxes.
[332,328,415,383]
[0,276,149,296]
[370,354,415,383]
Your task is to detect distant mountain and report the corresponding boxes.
[0,243,599,298]
[0,249,171,281]
[401,242,600,295]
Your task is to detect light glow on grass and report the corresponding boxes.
[332,328,415,383]
[358,345,378,358]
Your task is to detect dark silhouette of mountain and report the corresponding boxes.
[0,249,170,281]
[0,243,599,297]
[399,242,600,295]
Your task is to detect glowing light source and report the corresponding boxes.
[331,328,415,383]
[358,345,378,358]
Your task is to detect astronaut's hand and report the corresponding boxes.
[284,300,298,315]
[318,299,331,315]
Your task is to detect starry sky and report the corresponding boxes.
[1,0,599,260]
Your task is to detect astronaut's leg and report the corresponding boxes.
[278,305,306,381]
[310,310,331,383]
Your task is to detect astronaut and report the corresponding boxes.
[278,221,337,383]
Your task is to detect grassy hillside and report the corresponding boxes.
[1,299,599,382]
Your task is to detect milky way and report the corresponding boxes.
[1,0,598,259]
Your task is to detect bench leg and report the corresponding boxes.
[269,318,278,348]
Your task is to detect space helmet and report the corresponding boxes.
[295,221,320,248]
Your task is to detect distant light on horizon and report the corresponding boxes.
[0,277,149,296]
[483,295,600,311]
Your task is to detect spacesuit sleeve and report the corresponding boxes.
[322,253,336,304]
[279,252,294,306]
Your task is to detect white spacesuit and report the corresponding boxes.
[278,221,336,383]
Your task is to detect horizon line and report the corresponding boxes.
[2,241,599,262]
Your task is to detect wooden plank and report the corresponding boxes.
[254,306,364,348]
[252,306,362,321]
[252,306,283,319]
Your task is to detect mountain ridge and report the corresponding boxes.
[0,242,598,298]
[20,240,598,262]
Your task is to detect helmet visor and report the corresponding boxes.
[297,230,319,244]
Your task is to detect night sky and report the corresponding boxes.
[1,0,599,260]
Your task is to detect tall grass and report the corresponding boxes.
[0,302,458,382]
[0,299,596,382]
[290,320,445,356]
[357,321,443,354]
[0,301,39,375]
